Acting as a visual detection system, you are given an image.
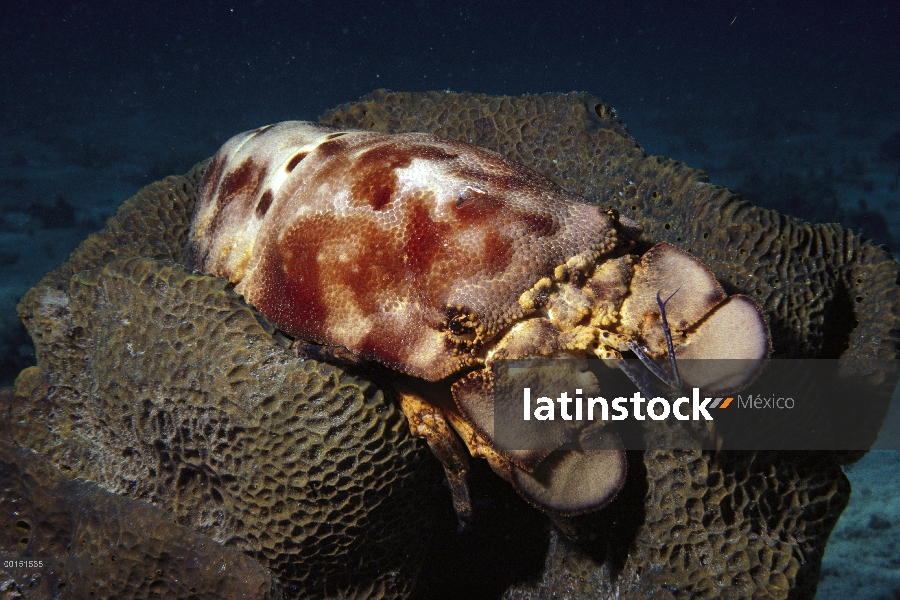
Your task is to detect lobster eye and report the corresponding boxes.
[449,319,468,335]
[445,307,479,343]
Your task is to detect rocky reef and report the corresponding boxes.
[4,91,899,599]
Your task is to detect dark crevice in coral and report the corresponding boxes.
[819,280,857,358]
[564,449,649,578]
[411,460,549,600]
[0,318,34,387]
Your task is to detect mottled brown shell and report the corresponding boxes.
[187,121,619,380]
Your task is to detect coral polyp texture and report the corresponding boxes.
[0,389,282,599]
[5,91,899,599]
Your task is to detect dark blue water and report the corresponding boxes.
[2,2,897,174]
[1,2,898,597]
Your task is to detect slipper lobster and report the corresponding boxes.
[187,121,770,527]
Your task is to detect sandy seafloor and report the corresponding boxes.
[0,2,898,598]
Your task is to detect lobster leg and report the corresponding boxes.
[395,385,473,531]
